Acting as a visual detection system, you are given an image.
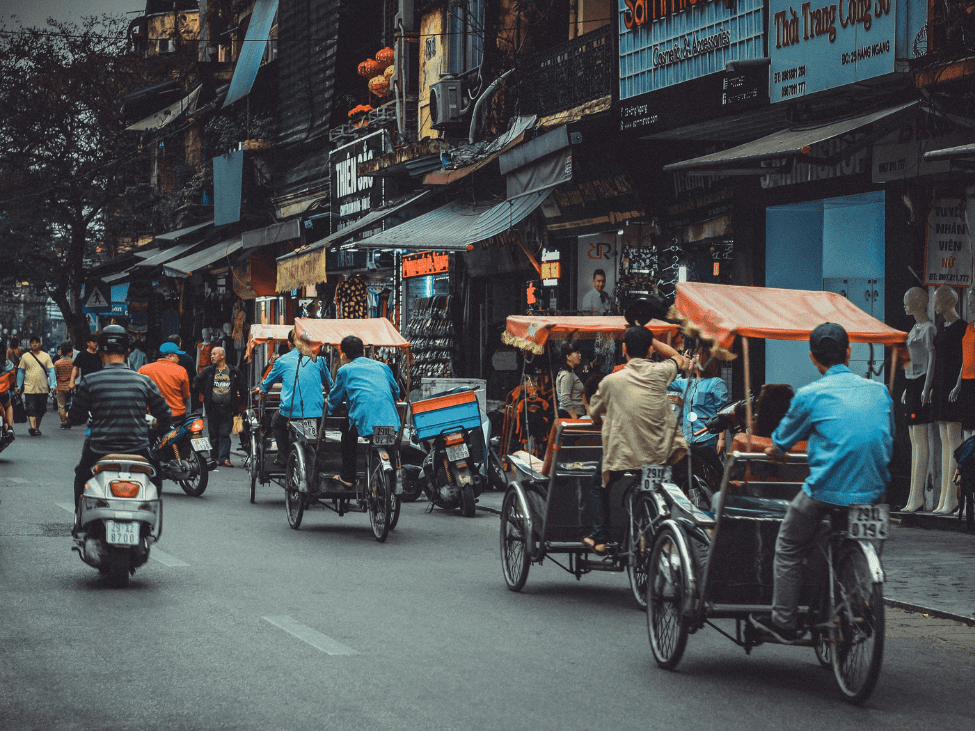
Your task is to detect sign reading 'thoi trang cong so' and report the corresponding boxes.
[769,0,927,103]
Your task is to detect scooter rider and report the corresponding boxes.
[326,335,400,488]
[69,326,171,531]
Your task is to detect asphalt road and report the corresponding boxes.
[2,424,974,731]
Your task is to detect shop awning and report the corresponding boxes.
[347,199,493,252]
[423,115,537,185]
[134,241,200,269]
[246,323,294,359]
[923,141,975,168]
[223,0,279,107]
[242,219,301,250]
[671,282,907,355]
[466,190,552,244]
[163,236,243,278]
[125,85,202,132]
[663,101,917,176]
[502,316,679,355]
[275,191,430,292]
[154,220,214,242]
[294,317,410,354]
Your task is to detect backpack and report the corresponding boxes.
[953,435,975,475]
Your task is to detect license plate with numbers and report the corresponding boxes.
[297,419,318,439]
[190,437,211,451]
[446,443,469,461]
[848,504,889,540]
[641,464,672,489]
[373,426,396,446]
[106,520,139,546]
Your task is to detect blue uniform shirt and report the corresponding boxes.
[772,365,893,506]
[327,357,400,436]
[667,376,729,445]
[260,349,332,419]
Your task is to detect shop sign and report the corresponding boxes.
[769,0,925,103]
[402,251,450,278]
[329,130,391,233]
[541,174,645,237]
[924,198,973,287]
[871,126,970,183]
[541,248,561,287]
[618,0,764,100]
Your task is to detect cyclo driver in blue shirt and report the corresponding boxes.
[326,335,401,488]
[259,329,332,467]
[750,322,894,644]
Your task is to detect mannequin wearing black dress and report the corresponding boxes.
[932,286,965,514]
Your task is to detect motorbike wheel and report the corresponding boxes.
[178,451,209,497]
[460,483,476,517]
[105,548,130,588]
[625,495,658,610]
[399,467,424,503]
[388,494,402,531]
[646,527,690,670]
[285,449,305,530]
[249,433,258,503]
[367,459,392,543]
[831,544,885,704]
[487,449,508,491]
[500,489,530,591]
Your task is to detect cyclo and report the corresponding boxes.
[642,282,906,704]
[244,323,295,504]
[497,314,685,608]
[280,317,411,543]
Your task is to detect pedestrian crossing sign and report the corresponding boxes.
[83,281,112,313]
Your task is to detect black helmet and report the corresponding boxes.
[99,325,130,354]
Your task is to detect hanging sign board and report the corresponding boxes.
[402,251,450,278]
[329,130,390,233]
[924,198,974,287]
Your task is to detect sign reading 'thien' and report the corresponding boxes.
[329,130,391,234]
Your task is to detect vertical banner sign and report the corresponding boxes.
[329,130,391,234]
[924,199,973,287]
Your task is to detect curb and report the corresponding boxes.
[884,597,975,625]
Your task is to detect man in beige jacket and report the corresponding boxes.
[584,326,686,553]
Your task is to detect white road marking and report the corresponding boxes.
[263,615,358,655]
[7,477,27,484]
[55,501,189,566]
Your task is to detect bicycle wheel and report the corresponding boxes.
[500,488,530,591]
[389,493,402,531]
[646,527,689,670]
[831,544,885,704]
[368,455,392,542]
[813,630,832,669]
[285,449,305,529]
[249,433,258,503]
[626,494,658,610]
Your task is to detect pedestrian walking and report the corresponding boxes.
[54,342,75,429]
[16,335,55,436]
[127,339,147,371]
[6,336,23,367]
[194,346,246,467]
[69,332,102,390]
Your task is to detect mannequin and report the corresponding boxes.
[196,328,215,374]
[900,287,936,511]
[931,286,966,514]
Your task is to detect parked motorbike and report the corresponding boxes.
[0,428,15,457]
[420,426,484,517]
[72,454,161,587]
[148,413,211,496]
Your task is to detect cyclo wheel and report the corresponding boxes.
[285,447,305,530]
[367,453,392,542]
[249,433,259,503]
[389,493,402,531]
[646,527,690,670]
[626,494,658,610]
[500,488,530,591]
[831,543,885,704]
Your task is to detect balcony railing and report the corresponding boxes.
[518,24,613,118]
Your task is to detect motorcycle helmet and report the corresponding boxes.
[99,324,130,354]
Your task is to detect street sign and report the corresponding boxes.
[83,281,112,313]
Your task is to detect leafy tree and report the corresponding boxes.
[0,15,152,344]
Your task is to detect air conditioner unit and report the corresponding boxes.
[429,78,463,129]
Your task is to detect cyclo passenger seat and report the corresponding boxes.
[506,418,595,483]
[723,433,808,514]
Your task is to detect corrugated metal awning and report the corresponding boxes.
[164,236,243,278]
[242,219,301,250]
[125,86,202,132]
[923,142,975,163]
[663,101,917,175]
[134,241,199,268]
[466,190,552,244]
[154,220,214,242]
[347,200,492,251]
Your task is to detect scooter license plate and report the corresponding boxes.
[446,443,469,461]
[106,520,139,546]
[373,426,396,446]
[847,504,889,540]
[191,437,211,451]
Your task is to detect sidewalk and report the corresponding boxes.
[476,489,975,624]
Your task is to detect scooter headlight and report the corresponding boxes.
[110,480,141,498]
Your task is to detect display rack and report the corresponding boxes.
[404,295,454,381]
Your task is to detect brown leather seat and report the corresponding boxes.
[101,453,150,463]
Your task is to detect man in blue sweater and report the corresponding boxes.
[751,322,894,643]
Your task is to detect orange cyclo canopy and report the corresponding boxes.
[502,315,679,354]
[294,317,411,354]
[246,323,294,360]
[672,282,907,353]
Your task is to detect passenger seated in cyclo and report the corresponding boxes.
[326,335,401,488]
[584,326,686,555]
[258,330,332,467]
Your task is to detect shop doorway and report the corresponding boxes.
[765,191,885,389]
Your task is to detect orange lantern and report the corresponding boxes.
[368,75,390,97]
[376,47,395,68]
[384,64,395,82]
[358,59,381,78]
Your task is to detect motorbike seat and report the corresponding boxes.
[101,453,150,463]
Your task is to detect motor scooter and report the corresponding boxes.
[421,426,484,516]
[72,453,161,587]
[148,413,211,496]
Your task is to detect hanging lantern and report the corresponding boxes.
[384,64,395,82]
[368,75,390,97]
[376,47,395,68]
[358,59,381,78]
